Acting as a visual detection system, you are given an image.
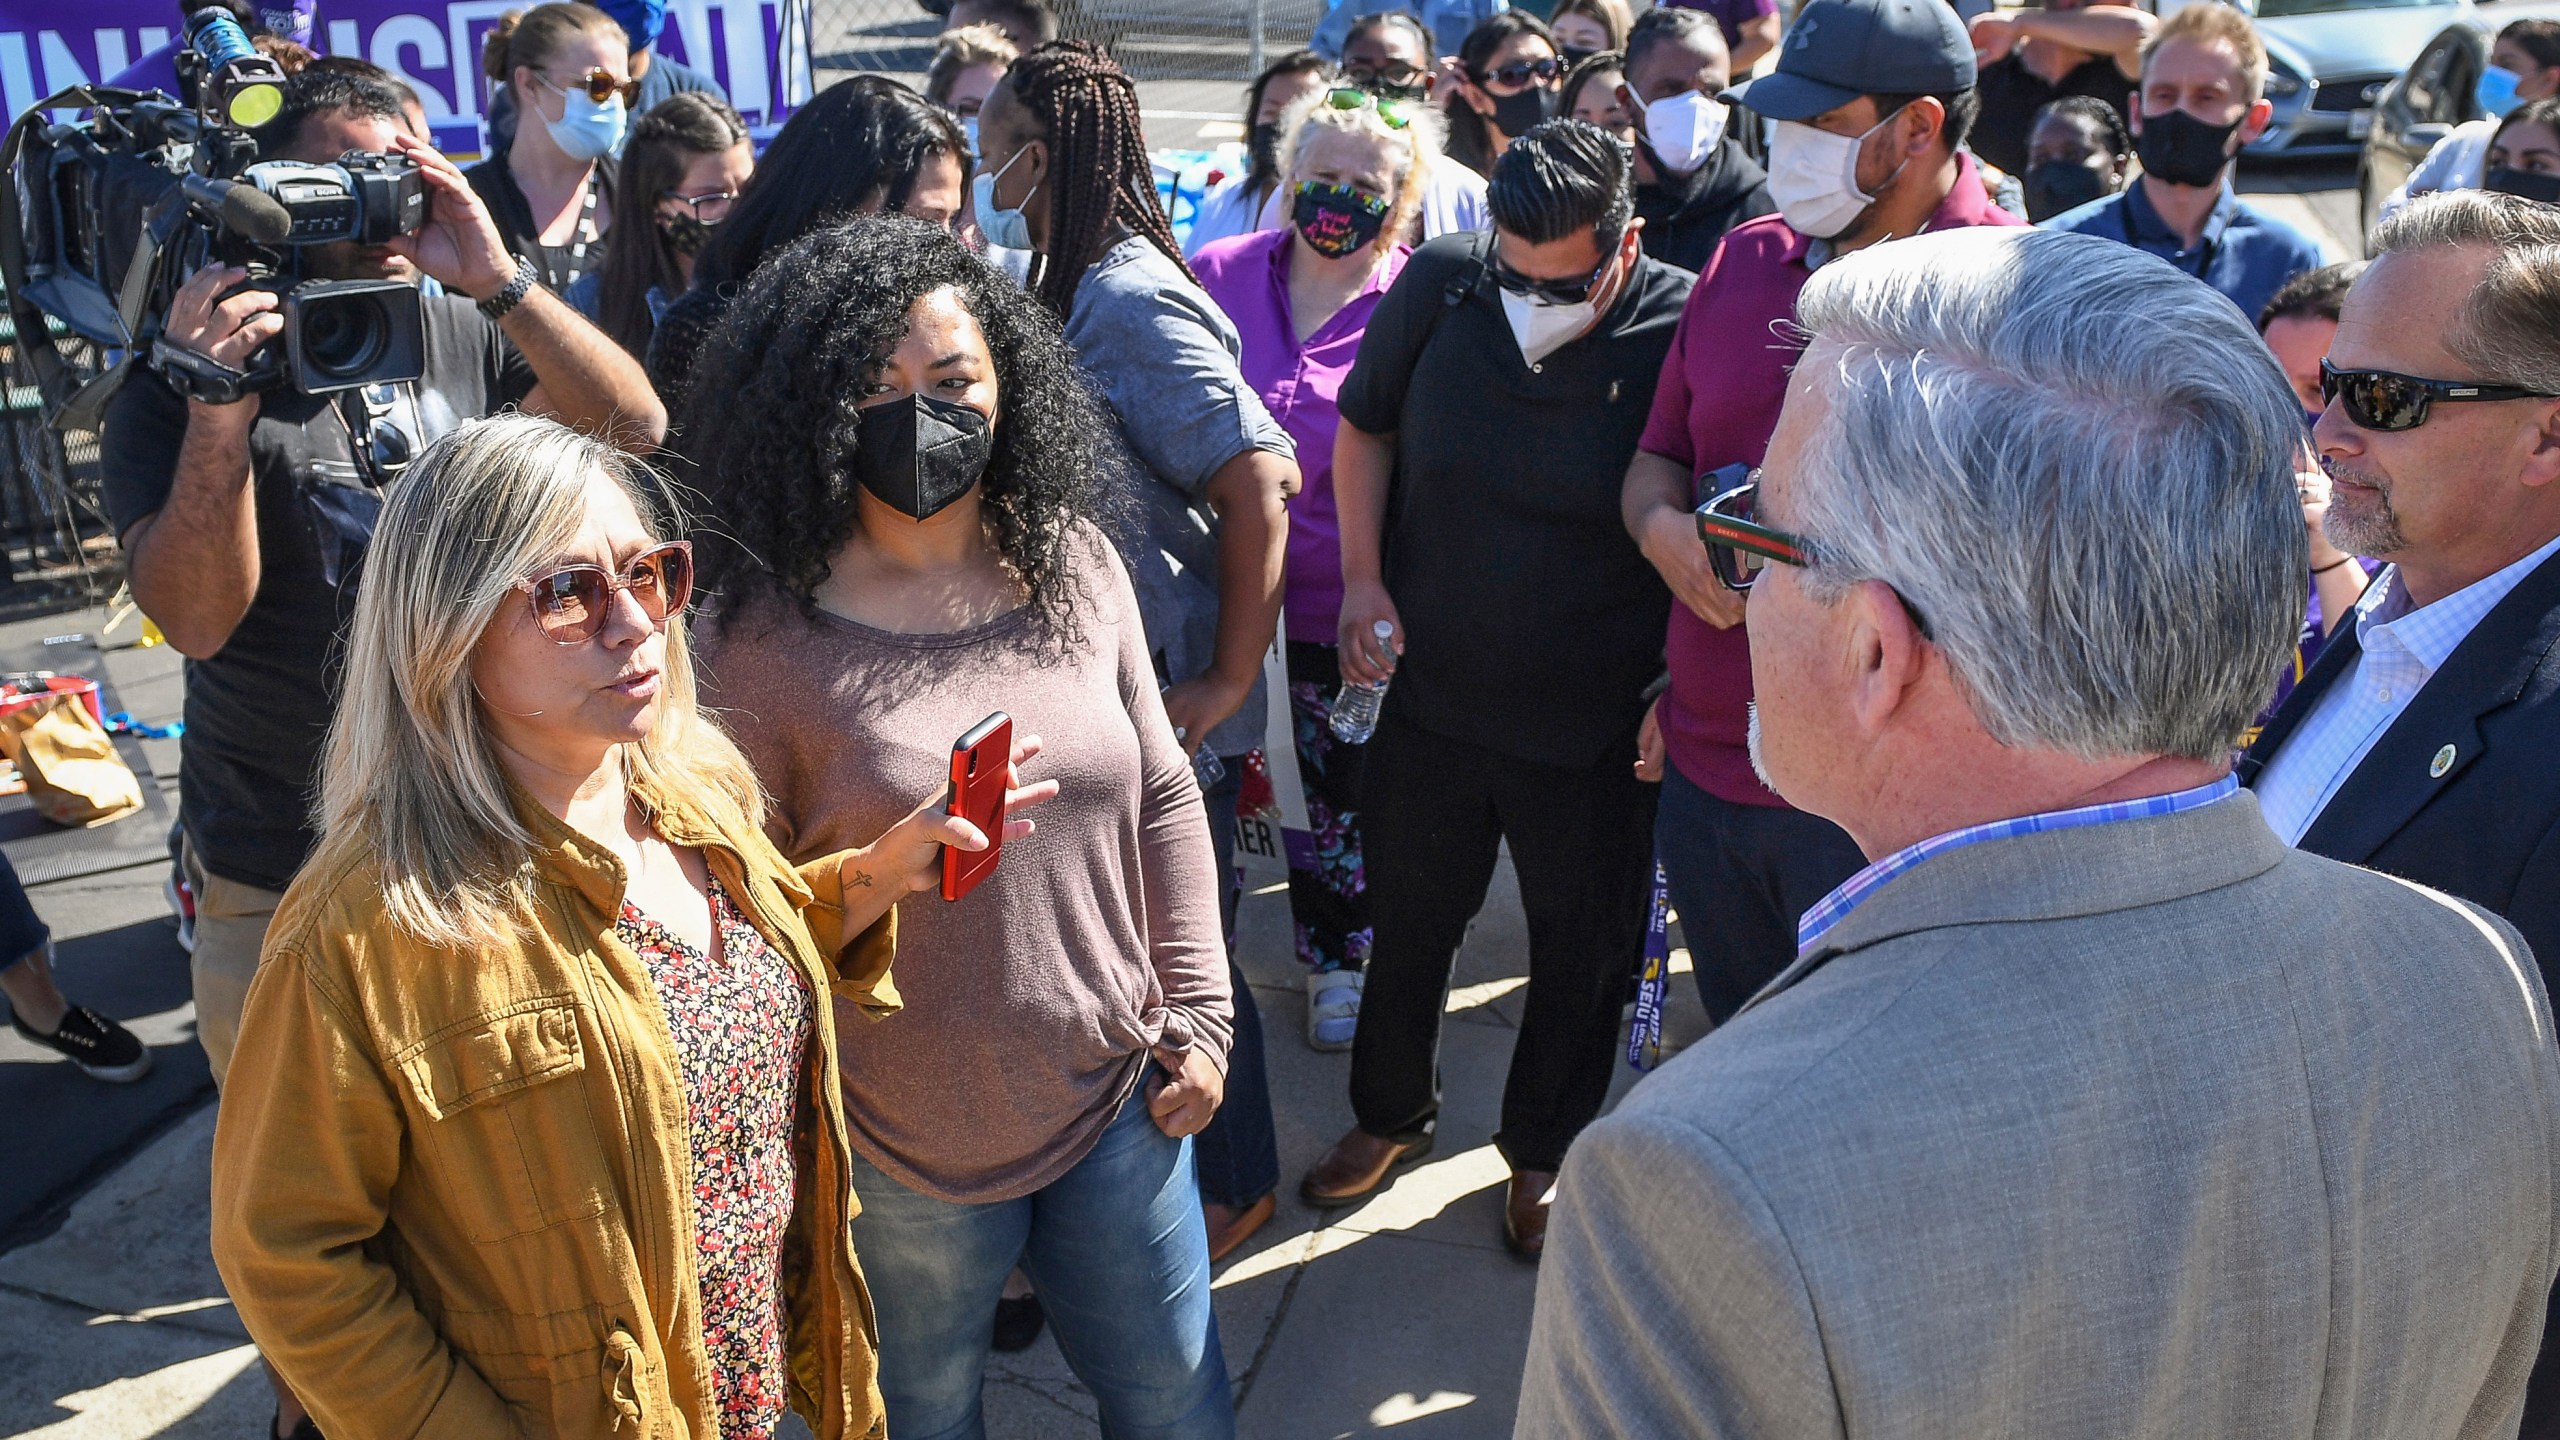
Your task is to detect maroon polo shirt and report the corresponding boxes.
[1639,154,2023,807]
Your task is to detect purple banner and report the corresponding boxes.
[1,0,811,155]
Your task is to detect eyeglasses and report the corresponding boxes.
[516,541,694,644]
[1692,467,1811,592]
[1488,238,1617,305]
[661,187,740,221]
[1323,86,1414,129]
[542,67,641,105]
[1345,60,1428,94]
[2318,359,2560,433]
[1476,57,1561,90]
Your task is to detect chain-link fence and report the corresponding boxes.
[812,0,1333,86]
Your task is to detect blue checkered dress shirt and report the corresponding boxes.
[1795,777,2243,955]
[2255,533,2560,846]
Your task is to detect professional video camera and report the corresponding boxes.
[0,7,431,422]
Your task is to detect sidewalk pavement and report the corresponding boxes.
[0,601,1720,1439]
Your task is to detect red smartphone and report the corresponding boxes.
[941,712,1013,902]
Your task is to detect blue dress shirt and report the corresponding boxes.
[2041,179,2328,322]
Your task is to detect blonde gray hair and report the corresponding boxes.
[2370,188,2560,395]
[1279,87,1440,256]
[310,412,763,950]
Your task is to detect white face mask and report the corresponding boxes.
[1501,288,1598,364]
[1766,112,1901,240]
[1643,90,1730,176]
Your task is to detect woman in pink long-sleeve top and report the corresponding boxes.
[683,214,1238,1440]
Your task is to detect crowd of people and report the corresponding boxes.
[14,0,2560,1433]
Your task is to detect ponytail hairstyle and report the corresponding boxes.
[1003,41,1193,316]
[595,92,748,357]
[480,2,625,112]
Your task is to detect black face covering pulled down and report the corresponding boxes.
[1489,83,1557,139]
[2485,165,2560,205]
[852,393,994,521]
[1248,120,1286,181]
[2134,107,2242,189]
[2024,160,2112,221]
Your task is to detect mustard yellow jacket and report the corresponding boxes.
[210,779,899,1440]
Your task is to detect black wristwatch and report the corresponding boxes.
[477,255,537,320]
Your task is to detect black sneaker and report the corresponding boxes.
[12,1005,152,1083]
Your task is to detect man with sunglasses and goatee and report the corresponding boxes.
[1301,118,1692,1259]
[2244,187,2560,1435]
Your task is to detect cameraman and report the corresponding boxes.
[102,69,661,1082]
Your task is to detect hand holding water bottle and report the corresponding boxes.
[1330,611,1402,746]
[1336,580,1403,686]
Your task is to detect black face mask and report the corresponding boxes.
[1248,120,1285,180]
[2484,165,2560,204]
[658,212,717,256]
[852,393,994,521]
[1489,83,1556,139]
[2134,107,2242,189]
[2023,159,2112,221]
[1559,44,1598,69]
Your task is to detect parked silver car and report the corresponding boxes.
[2247,0,2466,157]
[2358,0,2560,232]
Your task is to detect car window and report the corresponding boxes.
[2403,33,2463,124]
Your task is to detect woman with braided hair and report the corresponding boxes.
[977,39,1299,1269]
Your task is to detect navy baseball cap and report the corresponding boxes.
[1726,0,1976,122]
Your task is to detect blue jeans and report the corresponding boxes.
[1192,757,1279,1208]
[847,1087,1235,1440]
[1654,763,1866,1023]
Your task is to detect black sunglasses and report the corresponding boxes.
[2319,358,2560,433]
[1691,464,1933,636]
[1477,57,1561,89]
[1488,240,1619,306]
[1346,59,1428,92]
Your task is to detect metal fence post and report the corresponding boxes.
[1250,0,1266,74]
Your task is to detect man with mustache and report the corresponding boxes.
[2244,186,2560,1432]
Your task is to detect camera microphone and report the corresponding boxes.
[181,174,293,244]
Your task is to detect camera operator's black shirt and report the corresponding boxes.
[1335,232,1690,770]
[101,295,536,892]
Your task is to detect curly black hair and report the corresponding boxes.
[674,213,1120,633]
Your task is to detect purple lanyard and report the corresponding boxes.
[1627,856,1671,1072]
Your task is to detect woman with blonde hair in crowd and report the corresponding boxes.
[924,20,1019,135]
[1191,85,1430,1070]
[468,2,629,292]
[209,412,1052,1440]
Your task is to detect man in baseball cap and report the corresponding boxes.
[1616,0,2019,1056]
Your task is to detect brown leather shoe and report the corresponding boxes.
[1299,1127,1435,1208]
[1204,1193,1276,1262]
[1504,1170,1557,1260]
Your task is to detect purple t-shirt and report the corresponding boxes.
[1191,227,1409,645]
[1663,0,1778,47]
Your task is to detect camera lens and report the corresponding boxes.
[300,293,387,381]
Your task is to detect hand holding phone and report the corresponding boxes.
[942,713,1013,901]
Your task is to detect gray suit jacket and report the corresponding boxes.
[1518,793,2560,1439]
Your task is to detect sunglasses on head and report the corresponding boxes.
[1477,57,1561,89]
[1324,86,1414,129]
[543,66,641,105]
[2317,359,2560,433]
[517,541,694,645]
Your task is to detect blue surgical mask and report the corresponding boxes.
[2479,64,2527,119]
[973,144,1039,252]
[962,115,980,157]
[545,82,628,163]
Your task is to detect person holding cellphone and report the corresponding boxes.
[686,215,1239,1440]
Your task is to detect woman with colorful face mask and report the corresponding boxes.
[1192,87,1431,1067]
[1185,49,1336,256]
[466,3,632,294]
[681,214,1240,1440]
[565,92,751,360]
[1444,12,1563,176]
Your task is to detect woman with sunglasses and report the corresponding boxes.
[210,412,1053,1439]
[1192,87,1432,1065]
[1443,12,1562,177]
[469,3,635,294]
[682,214,1240,1439]
[566,92,751,360]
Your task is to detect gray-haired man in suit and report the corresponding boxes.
[1516,226,2560,1439]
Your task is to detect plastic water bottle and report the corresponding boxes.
[1329,621,1398,745]
[1192,747,1225,788]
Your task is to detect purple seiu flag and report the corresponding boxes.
[1627,856,1670,1072]
[1,0,811,155]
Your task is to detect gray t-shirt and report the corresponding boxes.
[1064,236,1294,759]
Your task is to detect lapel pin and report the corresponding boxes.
[2430,743,2456,779]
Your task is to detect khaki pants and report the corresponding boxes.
[182,841,285,1088]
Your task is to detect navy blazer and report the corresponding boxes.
[2240,550,2560,985]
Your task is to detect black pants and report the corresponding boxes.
[1349,713,1657,1174]
[1654,763,1867,1024]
